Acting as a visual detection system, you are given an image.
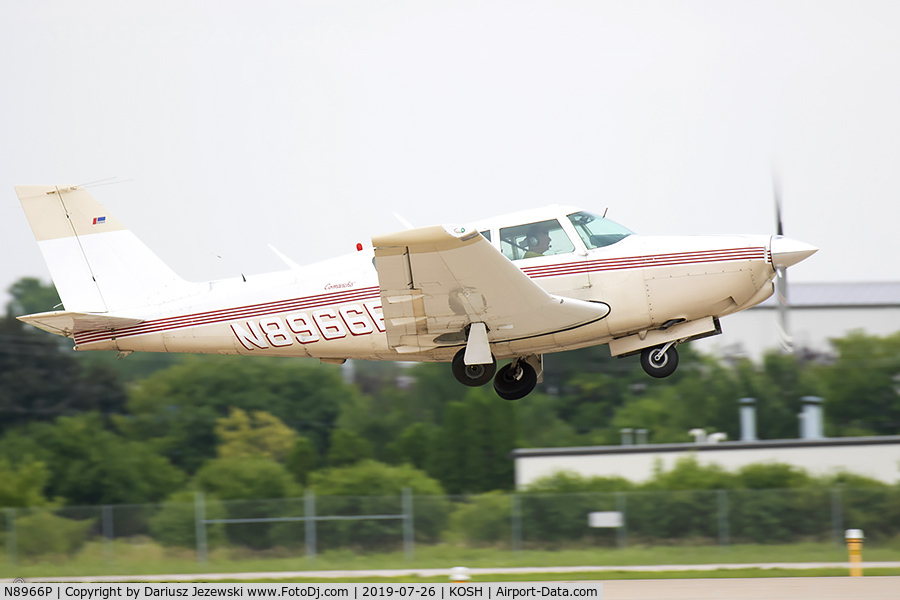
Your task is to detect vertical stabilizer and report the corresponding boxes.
[15,185,195,314]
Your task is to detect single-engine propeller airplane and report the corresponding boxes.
[14,185,817,400]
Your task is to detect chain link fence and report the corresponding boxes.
[3,487,899,565]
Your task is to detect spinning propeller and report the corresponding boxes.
[769,175,818,354]
[773,177,792,353]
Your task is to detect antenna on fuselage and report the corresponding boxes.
[268,244,303,270]
[393,212,415,230]
[602,207,609,218]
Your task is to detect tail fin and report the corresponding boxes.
[15,185,195,314]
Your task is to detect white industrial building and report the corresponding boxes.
[514,436,900,487]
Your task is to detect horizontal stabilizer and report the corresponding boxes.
[18,311,144,338]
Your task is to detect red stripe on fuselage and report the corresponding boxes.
[73,286,382,345]
[74,247,768,345]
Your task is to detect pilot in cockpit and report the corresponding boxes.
[524,225,552,258]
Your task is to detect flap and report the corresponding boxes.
[18,311,144,338]
[372,224,609,353]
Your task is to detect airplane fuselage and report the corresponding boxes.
[71,229,775,364]
[15,189,816,399]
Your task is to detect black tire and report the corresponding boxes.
[451,348,496,387]
[493,361,538,400]
[640,345,679,378]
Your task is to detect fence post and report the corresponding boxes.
[194,492,207,564]
[511,493,522,552]
[5,508,16,566]
[102,505,114,563]
[615,492,627,549]
[832,487,843,547]
[305,489,317,561]
[402,487,414,560]
[717,489,730,547]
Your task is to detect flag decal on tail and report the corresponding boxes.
[93,216,106,225]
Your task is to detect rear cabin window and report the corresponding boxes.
[500,219,575,261]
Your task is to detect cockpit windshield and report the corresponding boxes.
[567,211,633,249]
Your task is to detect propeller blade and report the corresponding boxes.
[773,173,785,237]
[772,171,791,352]
[775,266,792,353]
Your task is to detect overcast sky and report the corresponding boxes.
[2,1,899,309]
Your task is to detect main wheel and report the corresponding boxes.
[451,348,496,387]
[640,345,679,378]
[493,360,538,400]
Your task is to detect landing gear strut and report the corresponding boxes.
[451,348,496,387]
[493,359,538,401]
[640,343,679,378]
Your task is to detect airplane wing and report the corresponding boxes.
[372,224,610,354]
[18,311,144,338]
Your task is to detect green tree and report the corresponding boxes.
[445,491,513,546]
[307,460,449,548]
[427,387,516,494]
[195,456,300,501]
[0,457,53,507]
[526,470,634,493]
[822,331,900,436]
[284,435,318,485]
[643,454,737,491]
[388,422,437,470]
[119,357,349,473]
[215,408,296,462]
[194,456,301,549]
[327,428,374,467]
[310,459,445,496]
[736,462,812,489]
[0,316,127,433]
[149,490,227,548]
[12,511,94,557]
[512,393,585,448]
[5,277,61,317]
[0,414,185,505]
[333,363,462,465]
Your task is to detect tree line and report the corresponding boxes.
[1,277,899,510]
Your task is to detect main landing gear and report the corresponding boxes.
[451,348,496,387]
[492,359,538,401]
[640,342,679,378]
[451,348,538,401]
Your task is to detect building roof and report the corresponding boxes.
[512,435,900,458]
[755,282,900,309]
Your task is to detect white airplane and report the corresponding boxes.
[14,185,817,400]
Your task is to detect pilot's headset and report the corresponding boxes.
[526,227,544,248]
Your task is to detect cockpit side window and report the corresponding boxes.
[567,211,633,249]
[500,219,575,261]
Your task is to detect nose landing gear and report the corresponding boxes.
[640,342,679,378]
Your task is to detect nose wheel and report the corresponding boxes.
[640,343,679,378]
[493,360,538,401]
[451,348,496,387]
